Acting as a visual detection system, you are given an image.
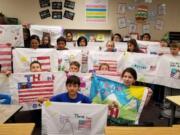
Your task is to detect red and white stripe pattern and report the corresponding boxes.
[96,71,120,77]
[0,44,12,72]
[78,118,91,130]
[93,60,117,72]
[31,56,51,72]
[18,80,53,103]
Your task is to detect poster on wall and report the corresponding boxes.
[64,0,75,10]
[129,23,136,33]
[118,3,126,14]
[39,0,50,8]
[85,0,108,23]
[63,10,75,20]
[118,17,126,29]
[39,9,51,19]
[155,19,164,30]
[143,24,150,34]
[158,4,166,16]
[148,10,157,22]
[52,2,62,10]
[52,11,62,19]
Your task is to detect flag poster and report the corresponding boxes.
[42,102,108,135]
[0,44,12,72]
[9,72,55,110]
[13,48,58,73]
[85,0,108,23]
[90,75,148,125]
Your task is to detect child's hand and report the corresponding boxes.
[38,97,47,104]
[145,88,153,106]
[158,52,164,56]
[5,70,11,76]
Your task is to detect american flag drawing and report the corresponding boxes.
[93,60,117,72]
[31,56,51,72]
[18,75,54,104]
[78,118,91,130]
[0,44,12,72]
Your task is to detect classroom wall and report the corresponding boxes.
[0,0,180,40]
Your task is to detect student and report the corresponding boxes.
[39,75,91,103]
[69,61,80,73]
[56,36,68,50]
[65,32,73,42]
[39,35,54,48]
[160,39,169,47]
[77,36,88,47]
[30,61,42,72]
[161,42,180,118]
[23,28,31,48]
[141,33,151,41]
[169,42,179,56]
[89,35,96,42]
[99,63,110,71]
[30,35,40,49]
[30,61,43,127]
[0,64,11,76]
[121,67,153,106]
[127,39,141,53]
[111,33,122,42]
[105,41,117,52]
[0,12,7,24]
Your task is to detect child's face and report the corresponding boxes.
[79,39,86,46]
[143,35,150,41]
[128,43,135,52]
[57,41,66,49]
[43,37,49,45]
[23,32,29,40]
[160,41,168,47]
[170,47,179,56]
[89,36,96,42]
[66,33,73,42]
[113,35,121,42]
[100,65,109,71]
[69,65,79,72]
[66,83,79,97]
[31,39,40,49]
[106,42,114,52]
[122,72,135,87]
[30,63,42,72]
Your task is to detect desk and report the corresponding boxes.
[0,105,23,124]
[105,125,180,135]
[0,123,35,135]
[166,96,180,125]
